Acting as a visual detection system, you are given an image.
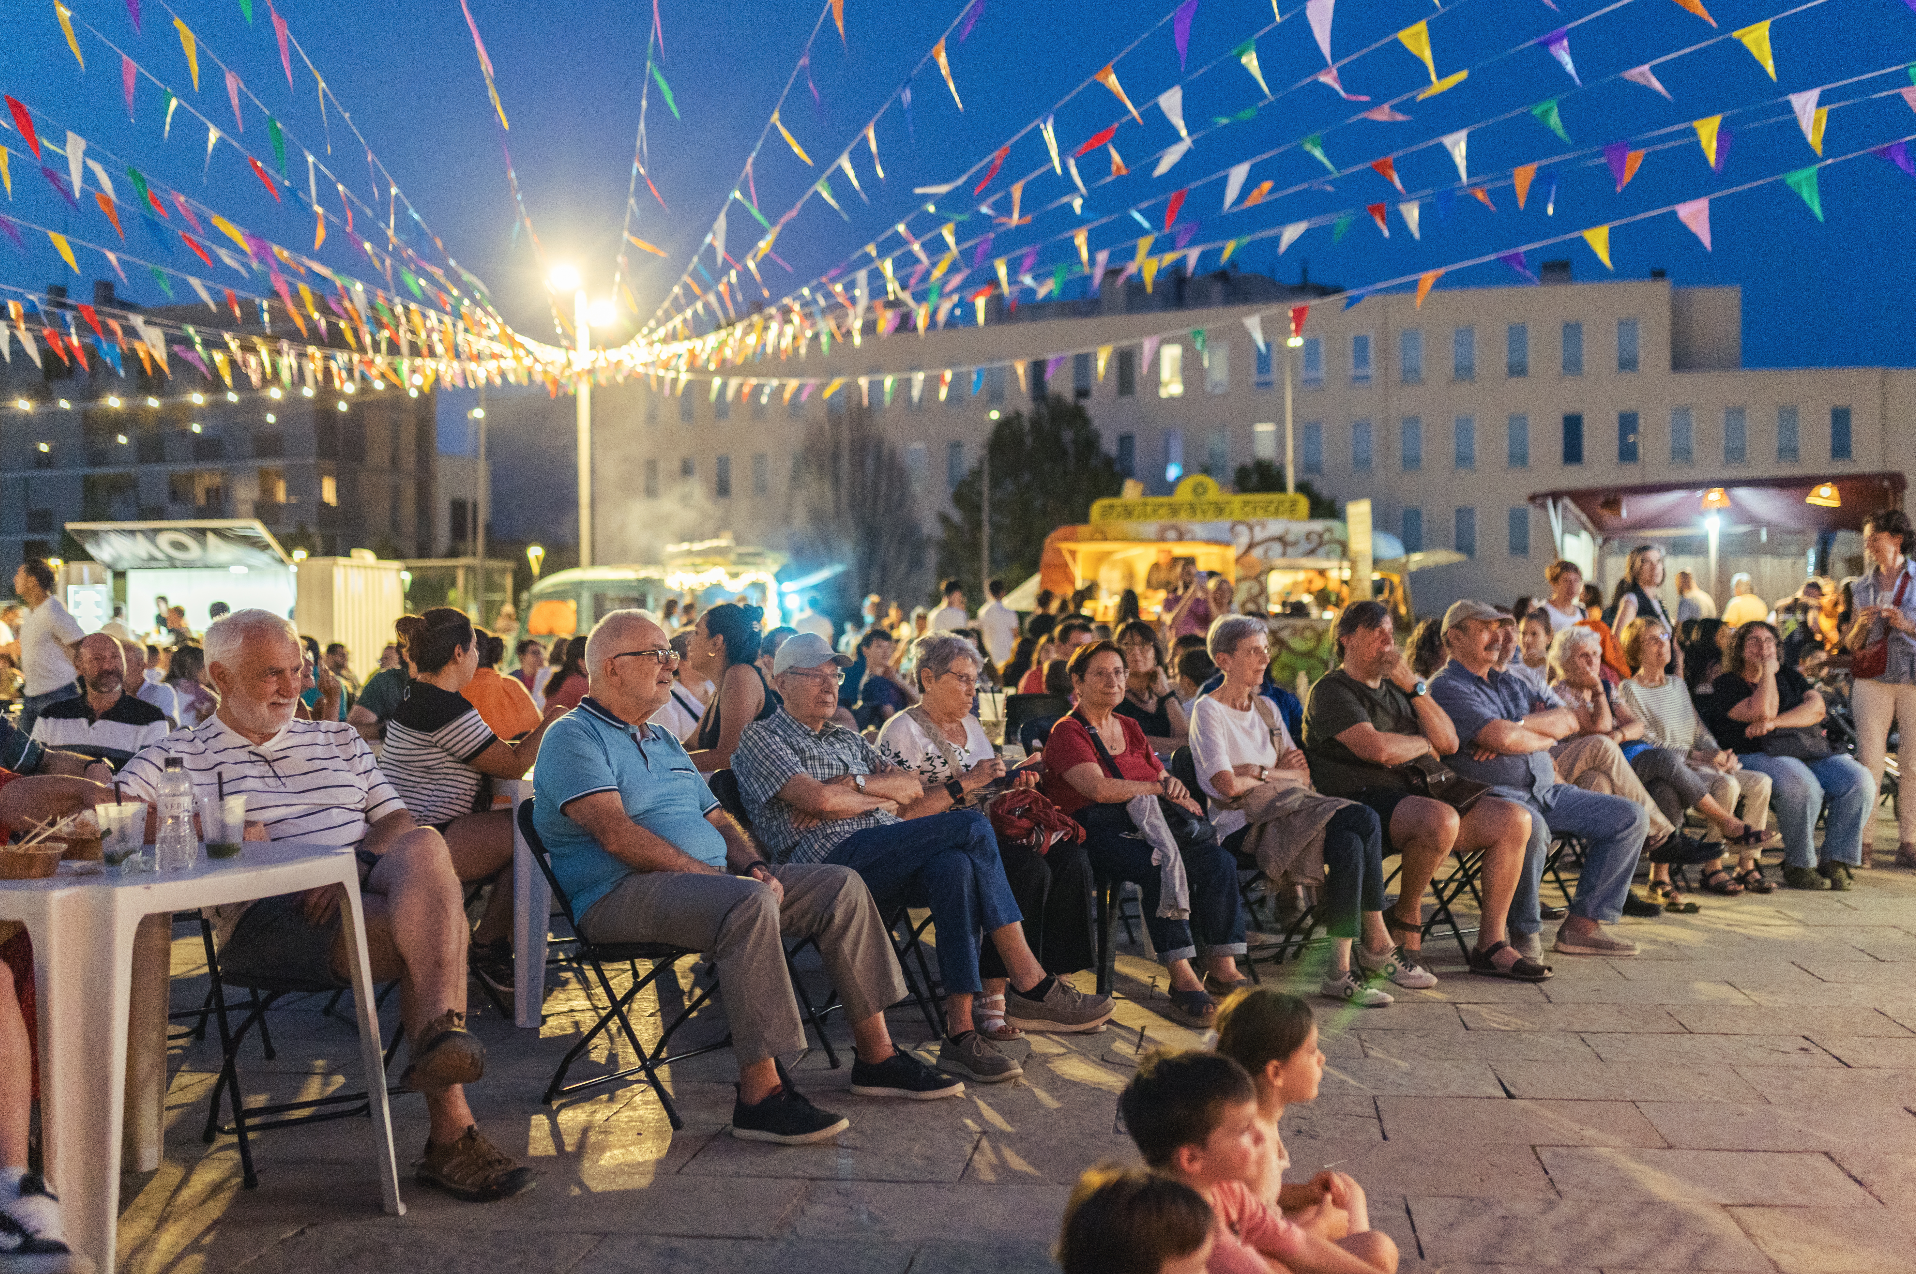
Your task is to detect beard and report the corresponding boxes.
[85,673,123,695]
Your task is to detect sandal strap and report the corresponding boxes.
[1383,906,1424,939]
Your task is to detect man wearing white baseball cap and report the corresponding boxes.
[734,631,1114,1086]
[1428,600,1649,959]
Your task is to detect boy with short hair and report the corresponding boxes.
[1118,1051,1398,1274]
[1056,1164,1214,1274]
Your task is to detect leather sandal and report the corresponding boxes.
[1699,866,1745,896]
[1725,826,1778,849]
[1649,881,1701,914]
[1735,865,1776,893]
[1467,939,1552,982]
[975,994,1023,1042]
[1168,988,1217,1027]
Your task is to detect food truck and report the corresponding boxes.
[525,536,787,640]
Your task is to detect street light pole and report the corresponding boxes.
[574,288,593,569]
[1283,334,1303,496]
[980,443,990,601]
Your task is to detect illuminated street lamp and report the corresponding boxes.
[527,543,546,580]
[549,266,616,569]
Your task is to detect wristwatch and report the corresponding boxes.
[1256,765,1268,780]
[852,773,867,793]
[945,778,966,804]
[1409,679,1429,698]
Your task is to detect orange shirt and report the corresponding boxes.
[463,667,542,741]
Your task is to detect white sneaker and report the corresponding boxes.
[1320,969,1393,1007]
[0,1173,89,1273]
[1357,943,1439,990]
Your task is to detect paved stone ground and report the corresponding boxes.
[116,811,1916,1274]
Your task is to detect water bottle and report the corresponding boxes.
[155,756,197,872]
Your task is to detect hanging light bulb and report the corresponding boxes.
[1806,482,1841,509]
[1701,487,1731,512]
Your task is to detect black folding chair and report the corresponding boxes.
[1004,693,1072,753]
[197,918,406,1190]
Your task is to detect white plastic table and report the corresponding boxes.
[0,842,404,1274]
[501,778,552,1028]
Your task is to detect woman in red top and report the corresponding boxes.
[1044,641,1248,1027]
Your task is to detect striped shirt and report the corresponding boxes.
[31,693,171,771]
[733,707,898,865]
[380,682,498,825]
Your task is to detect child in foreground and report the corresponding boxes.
[1215,988,1370,1235]
[1118,1050,1397,1274]
[1056,1164,1215,1274]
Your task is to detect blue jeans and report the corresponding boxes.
[16,683,79,738]
[1501,782,1648,929]
[1737,753,1874,868]
[1077,803,1248,965]
[827,810,1023,997]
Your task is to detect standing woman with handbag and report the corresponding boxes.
[1845,509,1916,869]
[879,633,1096,1042]
[1192,615,1408,1008]
[1043,641,1249,1027]
[1701,621,1875,890]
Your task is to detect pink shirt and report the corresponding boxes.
[1205,1180,1308,1274]
[1168,590,1214,639]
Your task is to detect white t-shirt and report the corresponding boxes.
[137,678,181,727]
[19,596,83,696]
[793,610,834,642]
[1539,601,1584,634]
[977,600,1019,666]
[649,681,710,743]
[1190,695,1288,839]
[876,709,993,787]
[929,604,969,633]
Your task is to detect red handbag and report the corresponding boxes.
[986,787,1084,856]
[1854,570,1910,681]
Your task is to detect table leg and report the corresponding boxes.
[122,913,172,1172]
[35,895,136,1274]
[511,792,549,1029]
[336,869,405,1217]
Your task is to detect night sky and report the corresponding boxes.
[4,0,1915,382]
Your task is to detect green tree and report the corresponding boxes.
[787,400,930,617]
[1232,459,1339,519]
[938,397,1124,591]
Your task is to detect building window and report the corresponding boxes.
[1618,411,1640,464]
[1402,507,1423,554]
[1507,414,1530,468]
[1073,351,1093,399]
[947,440,965,491]
[644,458,659,498]
[1562,413,1584,465]
[679,394,694,424]
[1617,318,1640,373]
[752,452,770,496]
[1205,340,1229,395]
[985,365,1006,405]
[320,475,339,506]
[1509,507,1530,556]
[257,468,287,504]
[1352,420,1373,472]
[1507,323,1529,377]
[1671,408,1694,463]
[1777,406,1800,462]
[715,454,732,498]
[1832,406,1853,460]
[1453,416,1475,470]
[1561,322,1583,376]
[905,443,928,490]
[714,392,730,422]
[1159,344,1185,398]
[1254,341,1274,390]
[1203,426,1228,476]
[1302,423,1323,476]
[751,389,768,421]
[1400,417,1422,472]
[1724,408,1747,464]
[646,400,660,428]
[1351,334,1372,385]
[1116,432,1135,477]
[1163,430,1184,484]
[680,457,695,480]
[1399,329,1423,384]
[1455,507,1476,559]
[1253,421,1277,462]
[1030,359,1048,404]
[24,509,53,534]
[1453,326,1476,381]
[1301,336,1323,386]
[449,499,470,546]
[1117,349,1137,396]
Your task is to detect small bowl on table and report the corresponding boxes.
[0,844,66,880]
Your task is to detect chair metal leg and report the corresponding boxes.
[784,940,841,1069]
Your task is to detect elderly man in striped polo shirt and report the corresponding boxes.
[28,634,170,773]
[115,610,536,1204]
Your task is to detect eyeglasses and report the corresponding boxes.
[610,648,680,668]
[941,672,980,690]
[787,666,845,686]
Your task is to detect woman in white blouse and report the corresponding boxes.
[878,633,1095,1043]
[1191,614,1415,1008]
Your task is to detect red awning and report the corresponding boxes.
[1529,472,1905,538]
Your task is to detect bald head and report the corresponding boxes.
[76,632,127,697]
[584,609,676,725]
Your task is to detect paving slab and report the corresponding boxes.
[1578,1032,1841,1067]
[1358,1029,1601,1064]
[785,1181,1070,1242]
[1318,1057,1506,1099]
[1632,1100,1916,1152]
[1376,1097,1666,1148]
[1492,1061,1766,1103]
[1733,1064,1916,1107]
[1824,1147,1916,1208]
[1800,1033,1916,1067]
[1457,1003,1688,1034]
[1668,1004,1915,1036]
[578,1235,920,1274]
[1407,1196,1774,1270]
[1536,1147,1878,1206]
[1539,978,1756,1006]
[1728,1205,1916,1274]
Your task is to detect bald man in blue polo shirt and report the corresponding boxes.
[534,609,962,1147]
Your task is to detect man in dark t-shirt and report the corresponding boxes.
[1301,602,1546,980]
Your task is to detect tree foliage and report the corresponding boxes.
[1232,459,1339,519]
[937,397,1124,591]
[787,400,930,617]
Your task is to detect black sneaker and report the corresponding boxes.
[849,1048,965,1100]
[471,941,515,1011]
[1622,892,1664,918]
[0,1174,90,1273]
[730,1085,851,1145]
[1648,833,1719,866]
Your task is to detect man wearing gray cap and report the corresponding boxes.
[1429,600,1649,958]
[734,631,1114,1086]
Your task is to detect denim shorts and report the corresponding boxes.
[216,848,379,991]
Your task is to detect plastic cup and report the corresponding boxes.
[198,793,248,861]
[100,802,147,872]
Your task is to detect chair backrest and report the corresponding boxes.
[1018,715,1061,755]
[1169,745,1201,797]
[516,797,586,934]
[708,767,754,832]
[1004,693,1072,744]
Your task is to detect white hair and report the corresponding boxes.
[1546,624,1602,682]
[203,608,298,669]
[583,609,660,683]
[1207,612,1268,660]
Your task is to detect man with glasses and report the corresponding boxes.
[534,613,963,1146]
[733,632,1113,1086]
